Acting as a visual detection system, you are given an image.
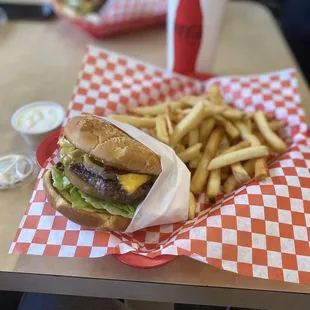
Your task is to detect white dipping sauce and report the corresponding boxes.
[14,104,64,134]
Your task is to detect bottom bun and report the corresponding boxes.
[43,169,131,231]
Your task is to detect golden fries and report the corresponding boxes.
[199,118,215,145]
[234,121,267,180]
[208,84,224,105]
[255,156,268,180]
[177,143,202,163]
[208,145,269,170]
[223,159,256,194]
[218,135,230,153]
[244,117,253,132]
[221,108,245,121]
[189,155,202,169]
[191,127,224,194]
[112,91,289,204]
[265,112,275,121]
[170,102,207,147]
[221,171,230,182]
[268,120,285,132]
[164,105,174,135]
[181,95,209,106]
[231,162,251,183]
[206,168,221,198]
[188,128,200,147]
[155,115,169,144]
[108,115,156,128]
[148,128,156,137]
[222,140,251,155]
[214,115,240,140]
[174,144,186,153]
[175,108,192,115]
[188,192,196,220]
[254,111,287,153]
[235,121,261,145]
[129,101,185,116]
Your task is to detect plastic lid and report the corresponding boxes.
[0,152,38,189]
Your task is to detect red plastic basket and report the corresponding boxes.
[52,0,166,38]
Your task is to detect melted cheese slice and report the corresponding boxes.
[118,174,150,195]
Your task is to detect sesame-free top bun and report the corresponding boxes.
[64,115,161,175]
[43,170,131,231]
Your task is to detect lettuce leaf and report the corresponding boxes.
[51,167,72,191]
[80,191,138,218]
[50,167,138,218]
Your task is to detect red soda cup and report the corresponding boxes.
[167,0,228,75]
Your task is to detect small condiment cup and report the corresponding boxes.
[11,101,65,148]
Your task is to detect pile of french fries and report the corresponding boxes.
[108,85,288,220]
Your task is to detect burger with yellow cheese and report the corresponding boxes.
[43,115,161,231]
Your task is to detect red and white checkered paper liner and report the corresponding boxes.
[54,0,166,38]
[10,46,310,284]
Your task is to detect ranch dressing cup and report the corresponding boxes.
[11,101,65,148]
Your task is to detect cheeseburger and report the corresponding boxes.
[43,115,161,231]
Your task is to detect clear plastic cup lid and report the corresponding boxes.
[0,152,38,189]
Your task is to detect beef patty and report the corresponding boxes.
[68,163,154,204]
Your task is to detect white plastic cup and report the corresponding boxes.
[167,0,228,74]
[11,101,65,148]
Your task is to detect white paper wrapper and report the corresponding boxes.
[105,118,191,233]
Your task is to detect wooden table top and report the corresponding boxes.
[0,1,310,308]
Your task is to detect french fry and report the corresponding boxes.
[218,135,230,154]
[175,108,192,115]
[155,115,169,144]
[128,101,185,115]
[221,171,230,182]
[208,145,269,170]
[268,120,285,132]
[234,121,268,179]
[222,165,231,176]
[148,128,156,137]
[266,112,275,121]
[170,112,182,123]
[206,168,221,198]
[231,162,251,183]
[108,115,156,128]
[244,117,253,133]
[223,159,256,194]
[247,111,274,121]
[214,115,240,140]
[181,95,210,106]
[188,192,196,220]
[174,144,186,153]
[255,156,268,180]
[208,84,224,105]
[254,131,265,145]
[253,131,274,153]
[182,96,226,114]
[164,114,174,135]
[235,121,261,146]
[188,128,200,147]
[221,108,245,121]
[191,127,224,194]
[254,111,287,153]
[170,102,208,147]
[199,118,215,145]
[182,134,189,147]
[189,154,202,169]
[221,140,251,155]
[177,143,202,163]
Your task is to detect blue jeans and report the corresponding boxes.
[282,0,310,83]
